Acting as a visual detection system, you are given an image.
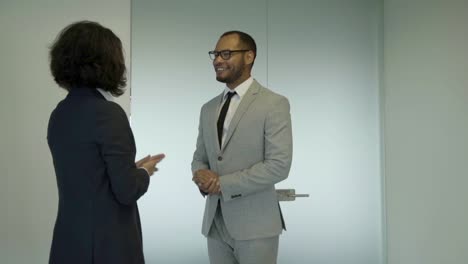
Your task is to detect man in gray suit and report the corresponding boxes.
[192,31,293,264]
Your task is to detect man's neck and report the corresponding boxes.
[227,74,251,89]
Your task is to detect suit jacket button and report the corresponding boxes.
[218,156,223,161]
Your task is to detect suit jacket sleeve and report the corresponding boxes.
[191,105,211,196]
[96,102,149,205]
[192,105,211,172]
[220,96,293,202]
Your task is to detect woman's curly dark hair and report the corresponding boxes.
[49,21,126,96]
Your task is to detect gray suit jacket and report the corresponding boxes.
[192,80,293,240]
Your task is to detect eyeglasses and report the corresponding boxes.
[208,50,250,60]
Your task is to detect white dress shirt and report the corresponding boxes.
[97,88,115,102]
[218,77,254,147]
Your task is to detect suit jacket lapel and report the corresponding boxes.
[210,92,224,151]
[222,81,261,151]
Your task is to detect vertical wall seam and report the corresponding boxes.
[379,0,388,263]
[266,0,269,87]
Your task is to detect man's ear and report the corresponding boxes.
[244,50,255,65]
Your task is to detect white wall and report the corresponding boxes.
[383,1,468,263]
[4,0,467,263]
[0,1,131,263]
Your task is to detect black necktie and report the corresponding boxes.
[217,92,236,147]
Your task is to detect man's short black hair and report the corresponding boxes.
[221,30,257,61]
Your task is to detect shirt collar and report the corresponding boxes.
[223,77,253,99]
[97,88,115,102]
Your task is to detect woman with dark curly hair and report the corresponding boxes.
[47,21,164,264]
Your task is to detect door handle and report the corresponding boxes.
[276,189,309,201]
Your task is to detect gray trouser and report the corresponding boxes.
[207,205,279,264]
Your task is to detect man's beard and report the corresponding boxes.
[216,67,243,84]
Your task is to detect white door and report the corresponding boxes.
[131,1,383,263]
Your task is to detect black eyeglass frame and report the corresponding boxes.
[208,49,250,60]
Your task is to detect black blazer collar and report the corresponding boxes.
[67,87,106,100]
